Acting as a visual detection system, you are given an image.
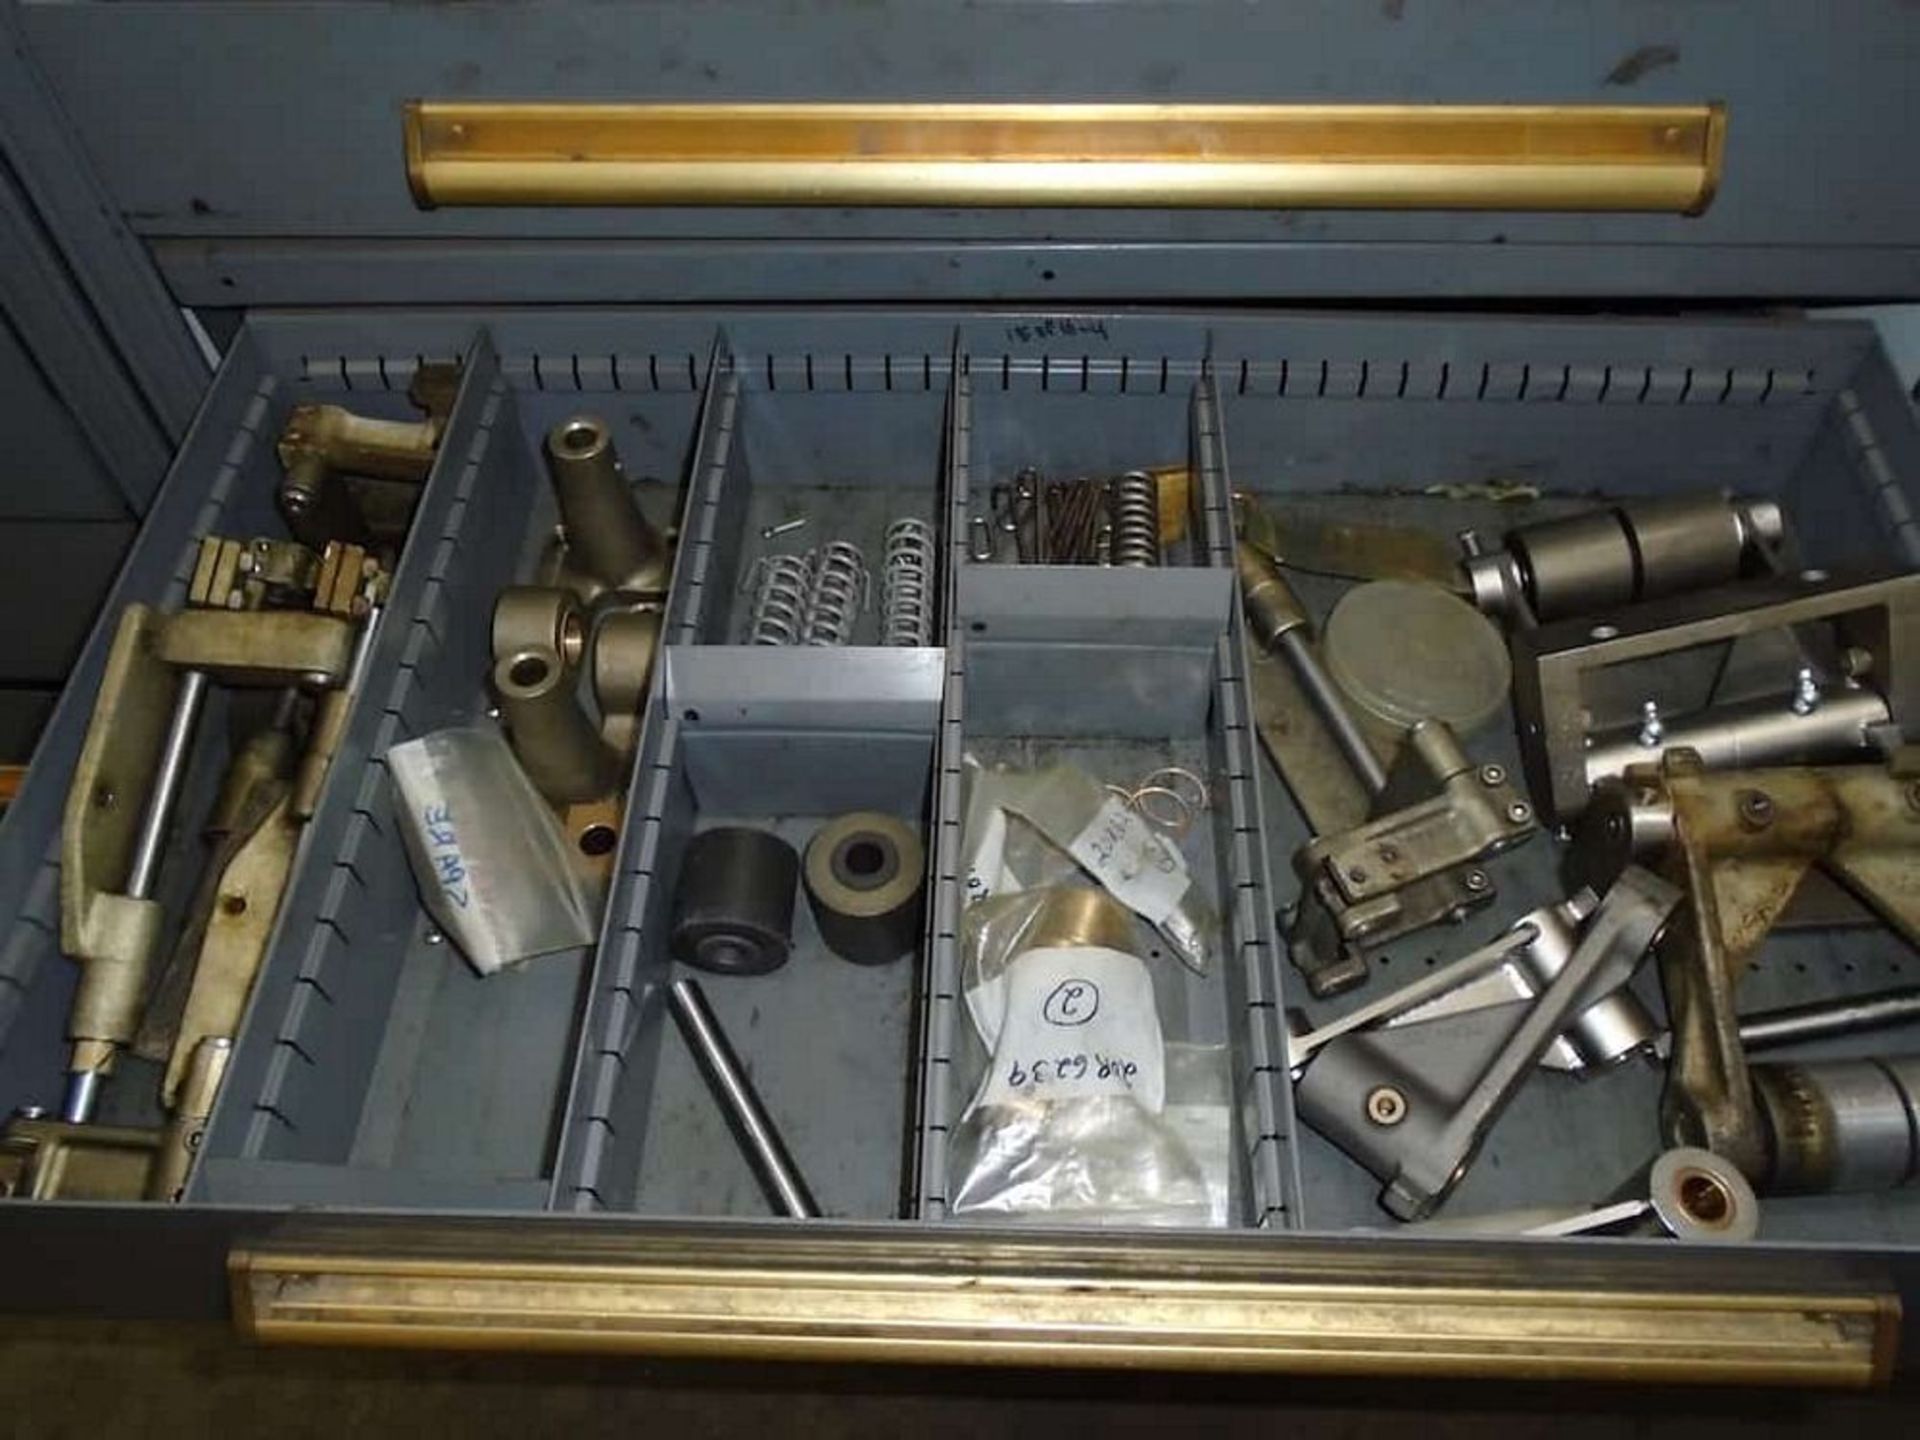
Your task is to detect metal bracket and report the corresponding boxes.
[1569,753,1920,1182]
[1293,865,1680,1220]
[1512,568,1920,823]
[1287,720,1538,997]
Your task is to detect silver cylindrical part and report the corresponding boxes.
[126,668,210,901]
[1511,509,1638,620]
[60,1069,102,1127]
[1625,496,1750,600]
[1278,629,1389,797]
[1753,1056,1920,1194]
[1741,988,1920,1054]
[668,977,819,1219]
[1514,897,1658,1069]
[1646,1146,1760,1242]
[1583,687,1888,798]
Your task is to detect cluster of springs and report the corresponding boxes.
[746,518,935,647]
[987,467,1160,566]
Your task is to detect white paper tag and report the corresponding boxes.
[1067,796,1190,928]
[964,803,1013,906]
[975,945,1166,1114]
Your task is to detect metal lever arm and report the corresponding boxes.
[1295,866,1680,1220]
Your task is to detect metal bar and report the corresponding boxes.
[668,977,819,1219]
[405,102,1725,212]
[230,1232,1893,1384]
[1276,629,1390,797]
[125,669,208,901]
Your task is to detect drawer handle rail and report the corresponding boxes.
[234,1238,1890,1385]
[404,102,1724,213]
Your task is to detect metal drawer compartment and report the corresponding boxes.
[2,306,1917,1384]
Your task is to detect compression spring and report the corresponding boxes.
[1109,470,1161,568]
[745,551,814,645]
[880,519,936,646]
[803,540,869,646]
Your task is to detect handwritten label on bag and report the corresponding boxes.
[975,945,1165,1113]
[1067,796,1189,927]
[419,802,471,911]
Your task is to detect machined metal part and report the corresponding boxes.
[1293,866,1680,1220]
[1752,1056,1920,1195]
[544,415,671,599]
[0,1113,159,1201]
[1023,885,1139,954]
[1570,754,1920,1181]
[1511,568,1920,823]
[133,701,296,1093]
[1366,892,1655,1074]
[292,599,383,820]
[1289,889,1658,1077]
[1582,685,1890,803]
[1715,987,1920,1057]
[802,811,926,965]
[1237,540,1391,809]
[590,605,662,757]
[1288,720,1538,999]
[147,1036,232,1203]
[492,586,587,672]
[276,363,458,550]
[491,645,619,805]
[670,826,801,977]
[668,977,819,1219]
[1407,1146,1759,1243]
[1463,494,1787,628]
[562,794,624,880]
[967,514,995,563]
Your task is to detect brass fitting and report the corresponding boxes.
[544,417,670,598]
[492,646,618,804]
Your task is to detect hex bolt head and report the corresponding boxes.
[1464,869,1491,893]
[1507,802,1532,824]
[1737,789,1775,831]
[1480,764,1506,786]
[1366,1086,1408,1127]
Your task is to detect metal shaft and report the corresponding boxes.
[1741,988,1920,1052]
[1652,987,1920,1061]
[1276,629,1390,797]
[668,977,819,1218]
[125,669,210,901]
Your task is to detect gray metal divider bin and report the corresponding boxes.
[0,307,1916,1383]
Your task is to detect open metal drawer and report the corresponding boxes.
[0,305,1915,1385]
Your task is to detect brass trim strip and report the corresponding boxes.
[404,102,1725,213]
[234,1244,1891,1385]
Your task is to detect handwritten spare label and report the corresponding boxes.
[419,803,470,912]
[973,945,1166,1114]
[1066,796,1190,928]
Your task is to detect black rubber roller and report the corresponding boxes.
[803,812,925,965]
[670,827,800,976]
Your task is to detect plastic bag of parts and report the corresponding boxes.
[388,725,596,976]
[949,886,1230,1226]
[963,757,1218,974]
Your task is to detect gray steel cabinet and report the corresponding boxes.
[0,0,1918,1387]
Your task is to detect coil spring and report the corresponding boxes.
[1109,471,1161,568]
[803,540,869,646]
[745,551,815,645]
[880,518,936,646]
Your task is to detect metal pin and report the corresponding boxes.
[760,516,809,540]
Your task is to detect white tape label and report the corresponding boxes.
[974,945,1165,1113]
